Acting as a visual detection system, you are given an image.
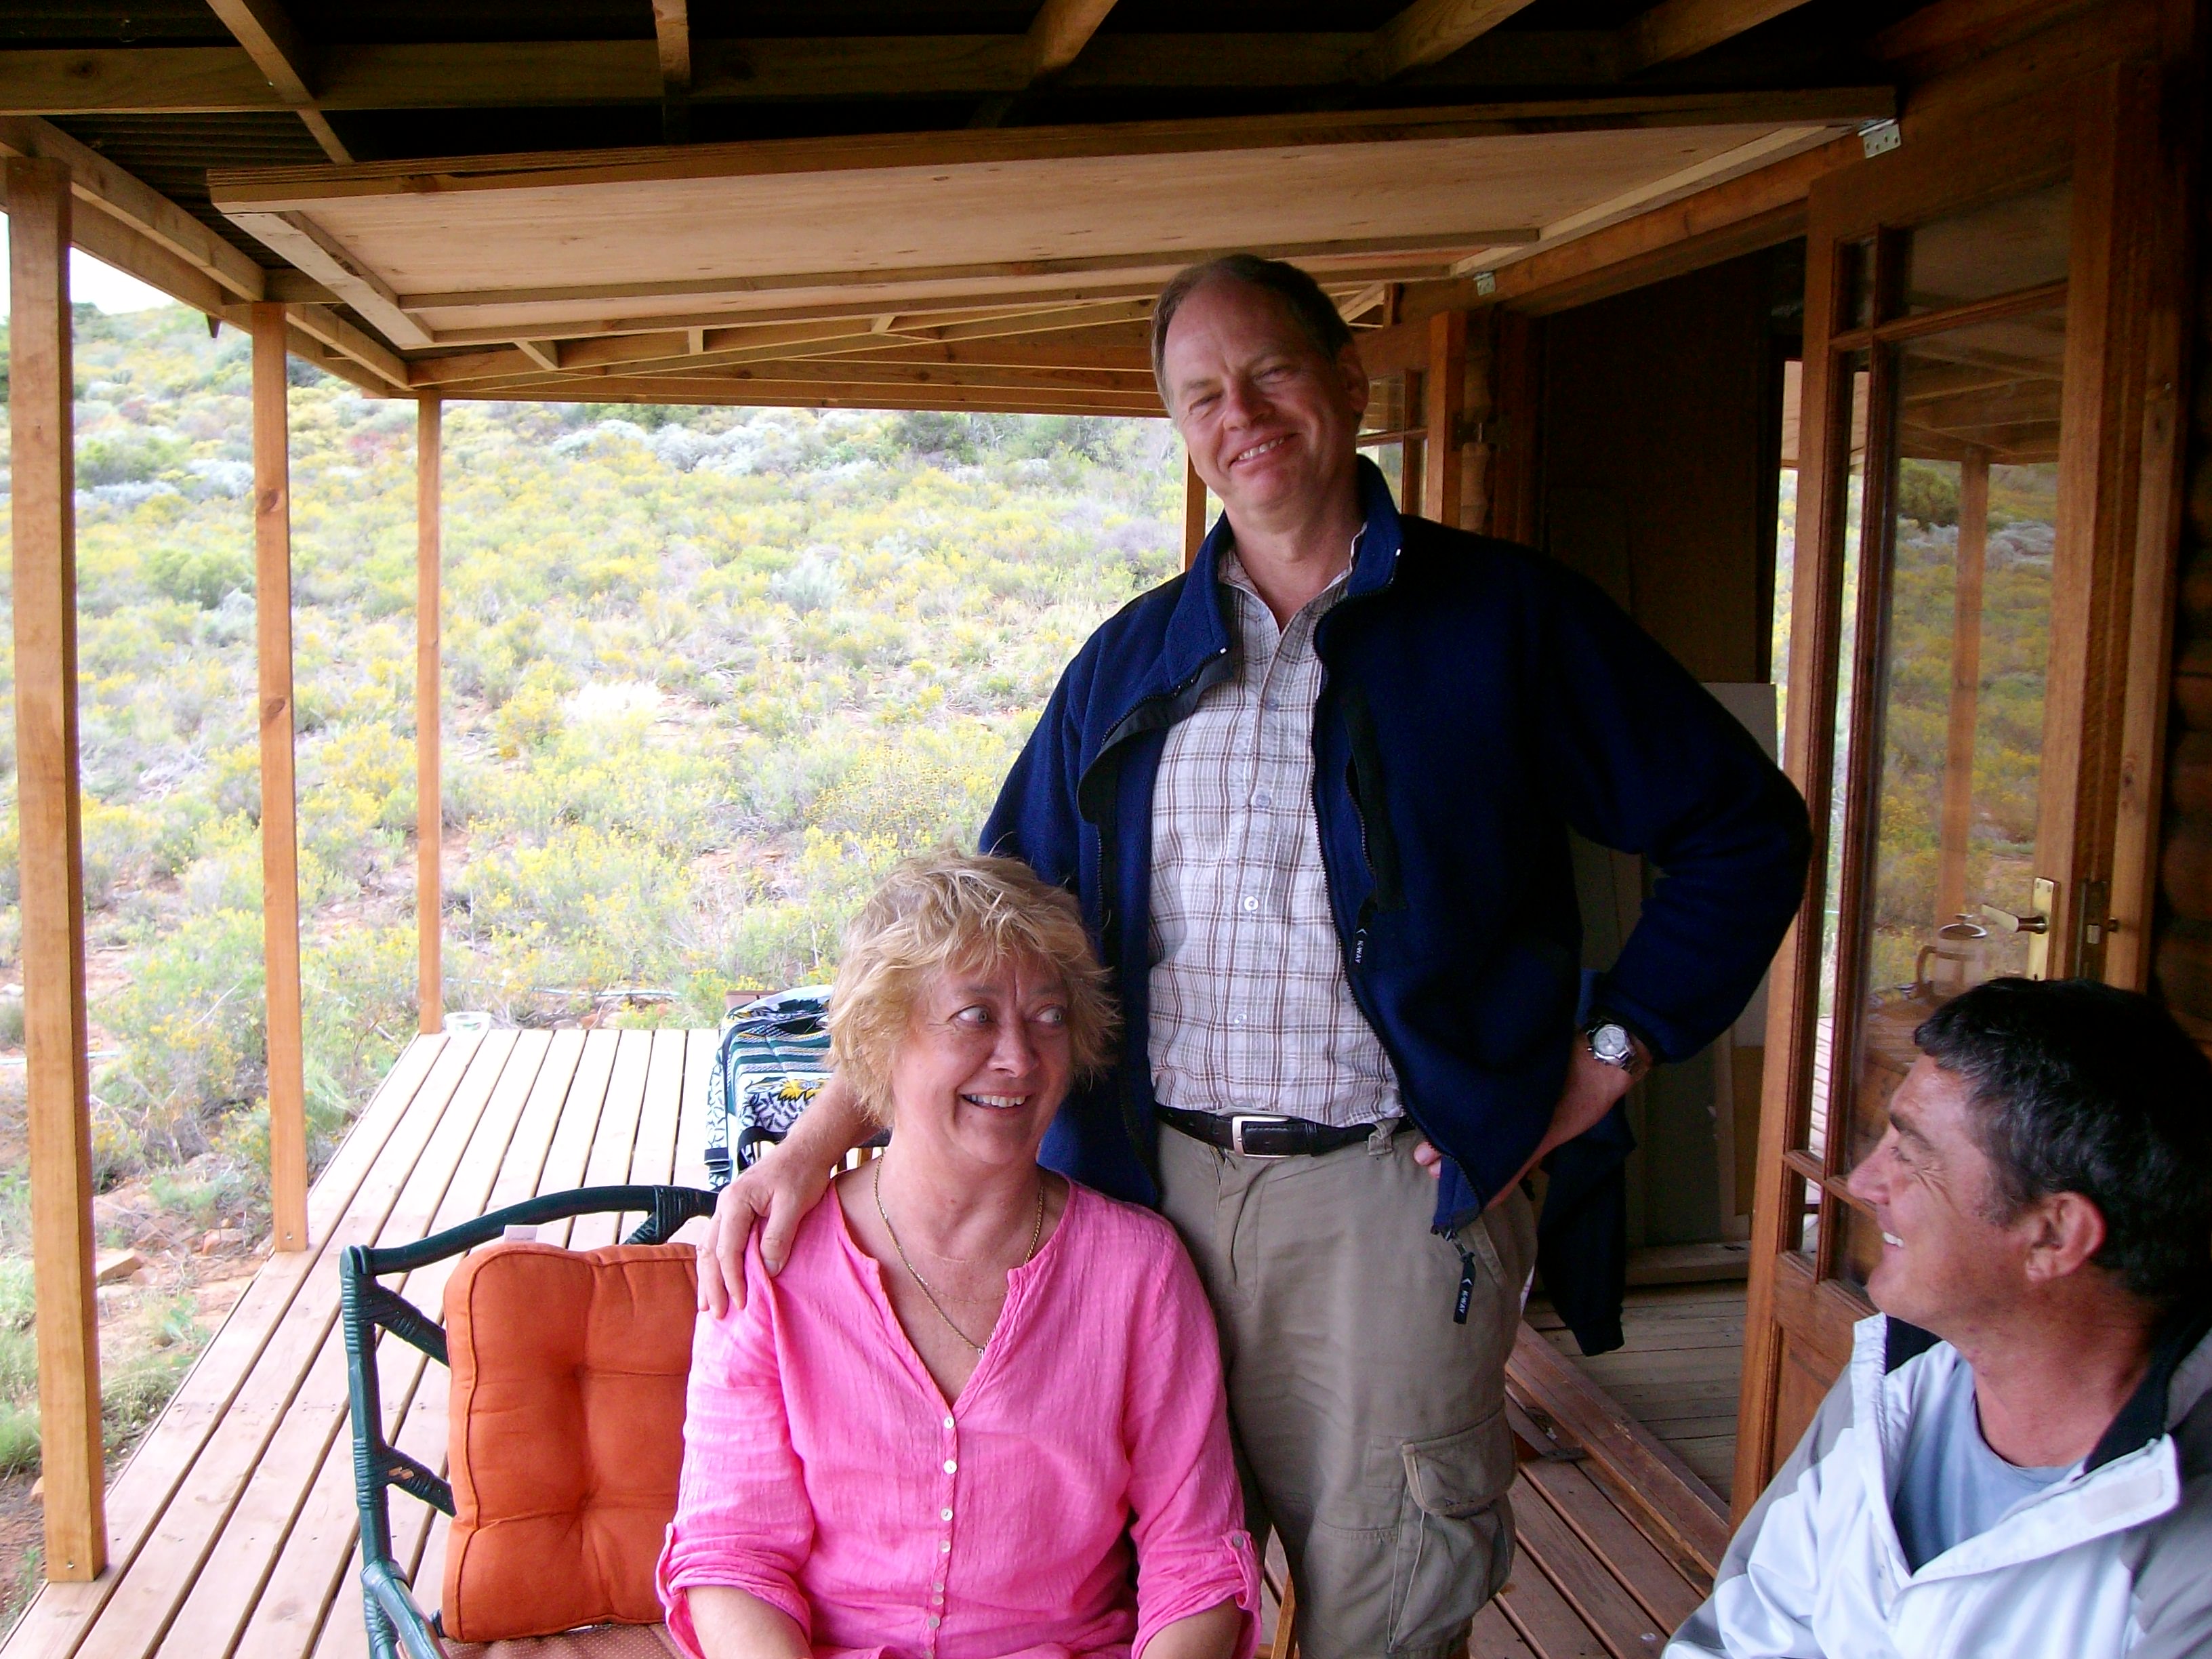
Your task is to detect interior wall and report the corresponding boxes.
[1538,247,1778,678]
[1534,247,1793,1248]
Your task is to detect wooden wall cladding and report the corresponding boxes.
[2154,232,2212,1040]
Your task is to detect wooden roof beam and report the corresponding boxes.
[0,31,1776,113]
[0,115,266,303]
[224,209,434,348]
[1026,0,1120,81]
[1620,0,1814,75]
[386,231,1534,325]
[1358,0,1547,83]
[653,0,691,140]
[443,377,1162,416]
[422,293,1157,349]
[202,0,352,161]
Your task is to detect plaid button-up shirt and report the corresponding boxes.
[1146,544,1401,1128]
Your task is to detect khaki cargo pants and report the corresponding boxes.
[1158,1118,1536,1659]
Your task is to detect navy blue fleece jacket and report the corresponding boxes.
[981,459,1809,1347]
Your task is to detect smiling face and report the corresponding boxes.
[1161,276,1368,537]
[1846,1056,2045,1336]
[884,952,1076,1174]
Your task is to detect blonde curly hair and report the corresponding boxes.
[827,848,1119,1126]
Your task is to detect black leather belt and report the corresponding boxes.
[1157,1106,1376,1158]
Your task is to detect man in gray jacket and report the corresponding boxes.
[1672,979,2212,1659]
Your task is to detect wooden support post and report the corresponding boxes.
[1183,457,1208,569]
[1488,311,1543,546]
[8,155,108,1582]
[1421,310,1467,527]
[417,398,443,1033]
[252,302,308,1253]
[1934,451,1990,926]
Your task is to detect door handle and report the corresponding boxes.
[1980,876,2057,980]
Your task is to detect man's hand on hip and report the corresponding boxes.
[1410,1037,1647,1205]
[696,1071,868,1317]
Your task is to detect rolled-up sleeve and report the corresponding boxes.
[657,1241,815,1658]
[1122,1243,1261,1659]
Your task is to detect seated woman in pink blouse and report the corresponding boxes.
[658,851,1258,1659]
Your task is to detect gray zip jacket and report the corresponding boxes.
[1669,1306,2212,1658]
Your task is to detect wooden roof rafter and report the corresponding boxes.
[0,7,1895,415]
[653,0,691,140]
[0,1,1841,117]
[201,0,353,162]
[0,113,405,392]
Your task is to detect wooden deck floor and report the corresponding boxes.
[1531,1282,1747,1500]
[5,1030,1717,1659]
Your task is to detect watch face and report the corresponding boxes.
[1590,1023,1633,1065]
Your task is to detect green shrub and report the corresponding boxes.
[1896,459,1961,529]
[0,1401,38,1478]
[144,541,252,608]
[79,431,187,488]
[97,909,268,1162]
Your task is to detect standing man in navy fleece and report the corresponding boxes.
[697,255,1809,1658]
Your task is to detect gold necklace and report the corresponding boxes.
[874,1160,1046,1356]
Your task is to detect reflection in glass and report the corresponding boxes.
[1805,355,1870,1167]
[1906,182,2072,314]
[1367,440,1406,505]
[1836,1195,1887,1291]
[1843,238,1877,330]
[1362,373,1408,436]
[1792,1174,1822,1263]
[1847,308,2065,1175]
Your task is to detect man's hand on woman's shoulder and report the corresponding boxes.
[697,1072,869,1317]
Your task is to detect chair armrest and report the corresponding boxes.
[364,1557,449,1659]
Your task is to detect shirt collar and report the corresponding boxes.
[1218,529,1361,610]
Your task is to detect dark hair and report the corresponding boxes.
[1149,254,1355,407]
[1914,978,2212,1307]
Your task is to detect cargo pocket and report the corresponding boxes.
[1387,1408,1517,1655]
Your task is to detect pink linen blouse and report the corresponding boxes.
[657,1177,1260,1659]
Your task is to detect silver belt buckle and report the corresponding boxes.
[1229,1113,1292,1158]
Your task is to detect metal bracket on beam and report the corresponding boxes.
[1859,119,1900,159]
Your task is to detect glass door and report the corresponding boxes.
[1734,79,2157,1511]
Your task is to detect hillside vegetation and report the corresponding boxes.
[0,304,1184,1544]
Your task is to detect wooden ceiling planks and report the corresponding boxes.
[207,97,1878,361]
[0,7,1908,408]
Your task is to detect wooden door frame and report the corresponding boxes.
[1734,63,2188,1515]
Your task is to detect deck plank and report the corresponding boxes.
[411,1027,659,1634]
[229,1031,557,1659]
[1515,1458,1704,1633]
[9,1035,477,1659]
[1492,1505,1614,1659]
[616,1029,690,1237]
[1511,1472,1675,1656]
[314,1029,600,1659]
[569,1031,656,1250]
[0,1036,454,1659]
[155,1032,542,1659]
[534,1032,621,1248]
[68,1033,512,1659]
[673,1029,716,1191]
[1471,1599,1542,1658]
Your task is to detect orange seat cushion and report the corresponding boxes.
[442,1242,698,1643]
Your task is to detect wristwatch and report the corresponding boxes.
[1582,1017,1650,1080]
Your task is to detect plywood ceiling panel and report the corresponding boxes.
[328,128,1738,289]
[213,101,1866,342]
